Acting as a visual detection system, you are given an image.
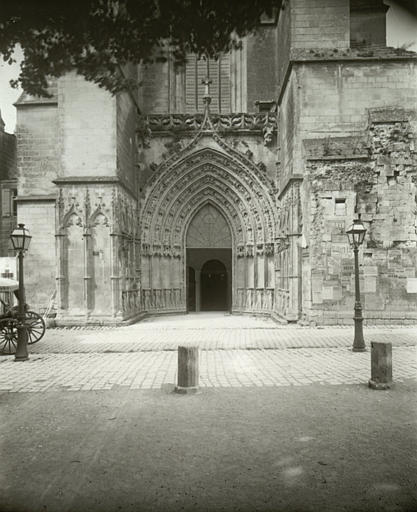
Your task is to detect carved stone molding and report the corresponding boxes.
[142,112,277,136]
[56,182,141,321]
[140,147,278,258]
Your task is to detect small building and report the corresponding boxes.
[0,111,17,257]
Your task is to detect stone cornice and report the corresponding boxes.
[278,47,417,106]
[303,136,370,161]
[15,194,57,202]
[53,176,137,200]
[53,176,121,185]
[141,112,277,136]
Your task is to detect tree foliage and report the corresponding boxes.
[0,0,278,96]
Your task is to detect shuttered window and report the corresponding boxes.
[1,189,11,217]
[185,54,231,114]
[1,188,17,217]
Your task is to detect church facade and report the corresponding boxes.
[14,0,417,325]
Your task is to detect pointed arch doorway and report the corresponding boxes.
[186,204,232,312]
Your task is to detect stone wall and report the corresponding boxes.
[277,1,291,93]
[139,60,170,114]
[138,31,279,116]
[302,108,417,324]
[298,59,417,137]
[278,72,298,188]
[116,89,138,194]
[55,182,140,324]
[246,27,278,111]
[17,199,56,313]
[0,125,16,181]
[290,0,349,50]
[58,73,117,178]
[15,103,58,196]
[276,34,417,324]
[14,76,141,322]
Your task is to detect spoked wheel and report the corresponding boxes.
[26,311,46,345]
[0,318,19,355]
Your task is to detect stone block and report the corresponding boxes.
[369,341,392,390]
[312,292,323,304]
[175,346,199,394]
[322,286,333,300]
[364,275,377,293]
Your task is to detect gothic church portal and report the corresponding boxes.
[13,0,417,326]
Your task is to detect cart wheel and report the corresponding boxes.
[26,311,46,345]
[0,318,18,355]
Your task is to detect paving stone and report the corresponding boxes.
[0,346,416,393]
[1,314,416,393]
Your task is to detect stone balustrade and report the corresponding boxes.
[235,288,274,313]
[141,288,183,312]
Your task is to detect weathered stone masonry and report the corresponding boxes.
[301,108,417,324]
[12,0,417,325]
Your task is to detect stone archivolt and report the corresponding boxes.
[142,147,276,253]
[140,140,278,314]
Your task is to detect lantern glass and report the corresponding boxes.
[346,219,366,248]
[10,224,32,252]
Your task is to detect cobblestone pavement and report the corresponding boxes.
[0,347,415,392]
[28,312,417,353]
[0,313,416,393]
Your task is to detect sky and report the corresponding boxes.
[0,1,416,134]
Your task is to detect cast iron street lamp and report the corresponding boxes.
[346,217,367,352]
[10,223,32,361]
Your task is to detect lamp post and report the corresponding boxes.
[346,217,367,352]
[10,223,32,361]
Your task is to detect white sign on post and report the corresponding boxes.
[0,257,17,280]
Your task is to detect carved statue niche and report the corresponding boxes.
[63,212,84,314]
[89,211,112,314]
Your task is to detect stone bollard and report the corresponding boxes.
[368,341,392,390]
[175,346,199,394]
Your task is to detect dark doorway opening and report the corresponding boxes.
[187,266,196,312]
[201,259,228,311]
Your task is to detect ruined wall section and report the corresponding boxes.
[302,109,417,324]
[277,55,416,324]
